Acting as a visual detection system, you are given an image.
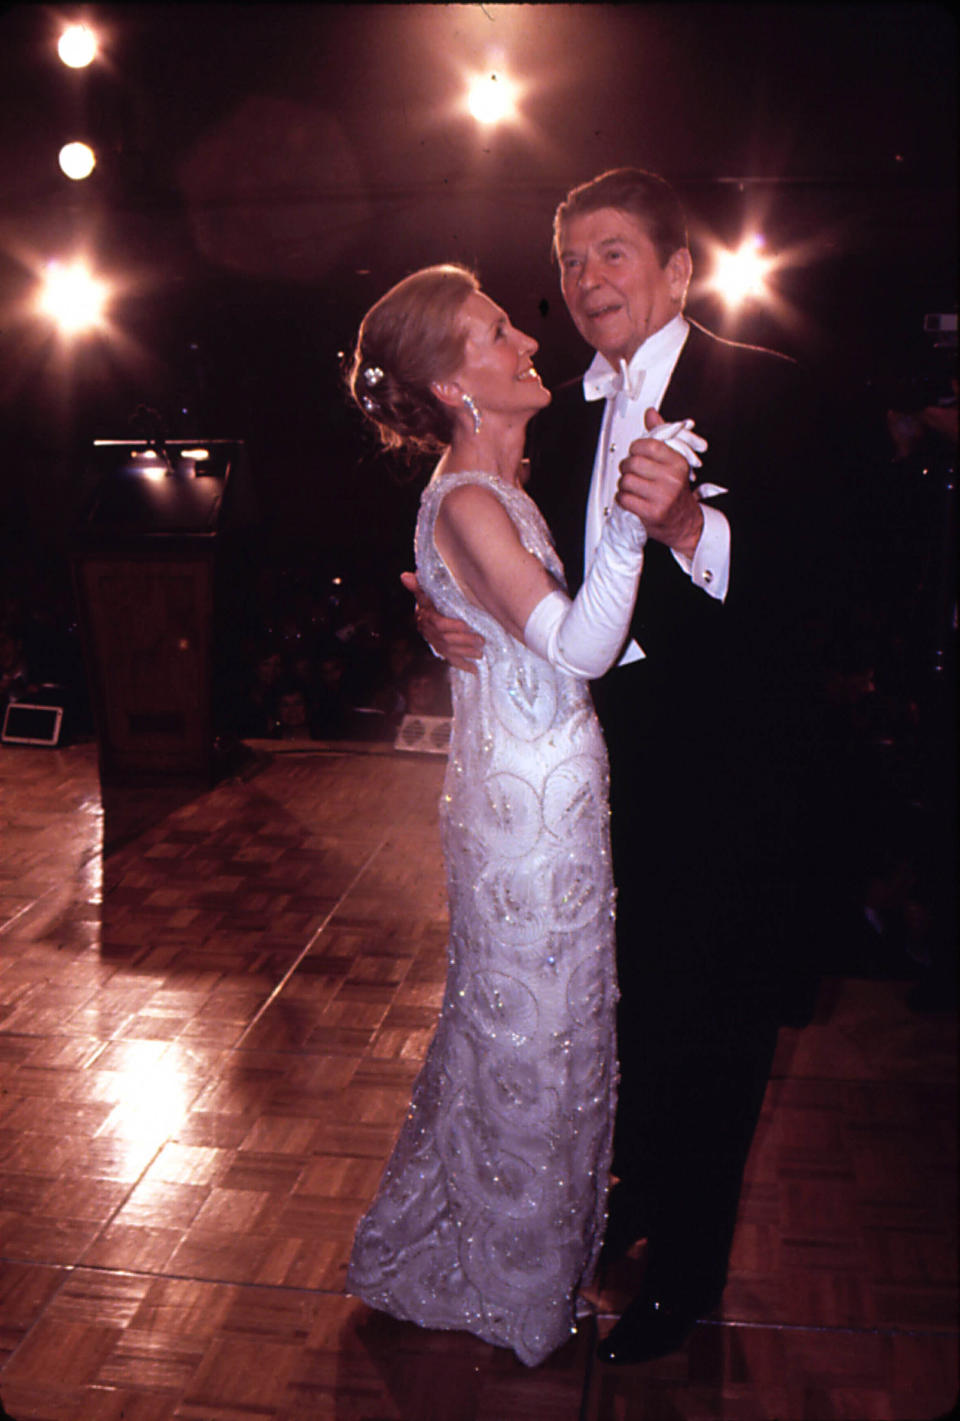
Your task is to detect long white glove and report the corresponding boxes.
[523,419,707,680]
[524,504,646,678]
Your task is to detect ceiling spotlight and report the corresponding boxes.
[466,71,517,125]
[58,141,96,180]
[710,234,774,308]
[57,23,98,68]
[37,260,108,335]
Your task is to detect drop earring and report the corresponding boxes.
[461,392,482,435]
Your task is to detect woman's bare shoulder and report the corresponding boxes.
[435,479,514,532]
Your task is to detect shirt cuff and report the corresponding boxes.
[670,504,730,601]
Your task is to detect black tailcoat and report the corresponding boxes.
[526,319,824,1304]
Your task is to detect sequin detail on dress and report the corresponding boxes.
[346,470,618,1367]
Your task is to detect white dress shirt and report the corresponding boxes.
[583,314,730,664]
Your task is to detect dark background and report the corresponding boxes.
[0,1,956,574]
[0,4,954,982]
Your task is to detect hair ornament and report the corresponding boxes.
[363,365,384,387]
[361,395,378,414]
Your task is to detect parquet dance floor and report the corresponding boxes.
[1,740,956,1420]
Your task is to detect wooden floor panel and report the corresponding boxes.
[1,741,957,1420]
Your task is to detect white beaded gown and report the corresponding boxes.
[346,470,618,1367]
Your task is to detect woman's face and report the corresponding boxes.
[445,291,551,424]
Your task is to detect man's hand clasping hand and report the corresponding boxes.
[616,408,707,562]
[400,407,707,672]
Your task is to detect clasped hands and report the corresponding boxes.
[617,408,707,561]
[402,408,708,673]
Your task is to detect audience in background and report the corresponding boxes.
[222,564,451,746]
[0,556,88,733]
[0,409,950,1003]
[0,628,29,711]
[0,548,454,749]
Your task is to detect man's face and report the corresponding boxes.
[557,207,691,366]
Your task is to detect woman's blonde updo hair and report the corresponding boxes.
[348,263,480,454]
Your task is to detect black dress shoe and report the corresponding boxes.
[596,1290,712,1365]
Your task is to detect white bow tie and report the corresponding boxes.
[583,358,646,403]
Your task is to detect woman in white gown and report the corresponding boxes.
[344,265,705,1367]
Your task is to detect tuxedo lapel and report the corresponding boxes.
[660,325,707,420]
[661,322,731,428]
[660,322,741,507]
[529,385,603,593]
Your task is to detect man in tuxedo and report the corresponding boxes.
[411,167,826,1364]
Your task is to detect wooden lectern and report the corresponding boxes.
[72,439,254,781]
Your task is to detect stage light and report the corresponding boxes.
[58,141,96,180]
[709,234,774,308]
[466,70,517,124]
[57,23,97,68]
[37,260,108,335]
[131,451,167,482]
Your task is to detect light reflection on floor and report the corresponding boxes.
[0,741,955,1421]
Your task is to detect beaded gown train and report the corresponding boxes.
[346,470,618,1367]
